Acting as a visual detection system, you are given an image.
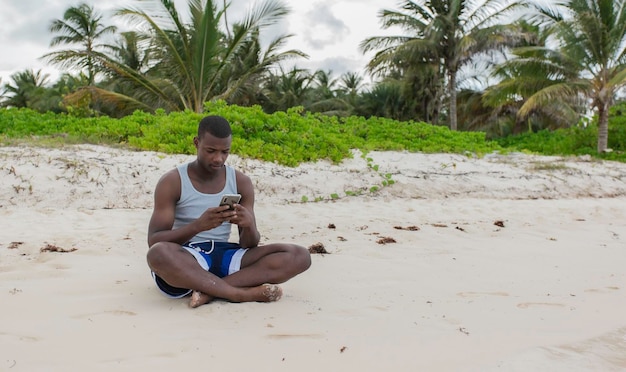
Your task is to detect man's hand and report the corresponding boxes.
[228,204,253,228]
[197,205,237,231]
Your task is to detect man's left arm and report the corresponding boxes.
[233,171,260,248]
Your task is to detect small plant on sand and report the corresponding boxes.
[364,156,395,193]
[381,173,395,187]
[345,190,362,196]
[529,162,569,171]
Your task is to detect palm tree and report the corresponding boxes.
[336,72,366,116]
[519,0,626,153]
[308,70,352,115]
[475,20,585,135]
[90,0,304,113]
[338,72,366,97]
[262,66,315,113]
[1,69,53,110]
[358,79,419,120]
[220,27,306,107]
[41,3,117,85]
[360,0,529,130]
[483,49,585,135]
[312,70,338,100]
[110,31,151,73]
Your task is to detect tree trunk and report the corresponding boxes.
[597,101,609,153]
[448,71,457,131]
[512,118,526,135]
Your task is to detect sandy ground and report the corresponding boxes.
[1,144,625,371]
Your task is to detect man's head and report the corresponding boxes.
[194,115,233,171]
[198,115,232,139]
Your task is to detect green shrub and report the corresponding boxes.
[2,101,624,165]
[497,111,626,162]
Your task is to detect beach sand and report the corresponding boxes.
[1,144,625,371]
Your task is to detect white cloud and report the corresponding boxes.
[0,0,396,86]
[301,1,350,50]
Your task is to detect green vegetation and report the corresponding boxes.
[495,100,626,163]
[1,101,625,165]
[3,0,626,157]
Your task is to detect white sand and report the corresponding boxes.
[1,144,625,371]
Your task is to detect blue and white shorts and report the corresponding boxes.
[152,241,248,298]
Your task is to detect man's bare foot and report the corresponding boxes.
[190,285,282,305]
[189,290,213,308]
[237,284,283,302]
[258,284,282,302]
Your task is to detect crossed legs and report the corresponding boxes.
[147,241,311,307]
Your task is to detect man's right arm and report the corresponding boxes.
[147,170,202,247]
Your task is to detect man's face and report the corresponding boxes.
[194,132,232,172]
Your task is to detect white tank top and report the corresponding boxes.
[173,163,238,242]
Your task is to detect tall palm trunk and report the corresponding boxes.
[597,100,610,153]
[448,70,457,131]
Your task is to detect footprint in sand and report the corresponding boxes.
[0,331,40,342]
[456,291,509,298]
[73,310,137,319]
[266,333,324,339]
[516,302,565,309]
[584,286,620,293]
[104,310,137,316]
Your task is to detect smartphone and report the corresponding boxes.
[219,194,241,210]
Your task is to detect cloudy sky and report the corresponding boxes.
[0,0,398,86]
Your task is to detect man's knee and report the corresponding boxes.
[291,244,311,273]
[146,242,172,271]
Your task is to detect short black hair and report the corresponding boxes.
[198,115,232,138]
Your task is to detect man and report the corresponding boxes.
[147,115,311,307]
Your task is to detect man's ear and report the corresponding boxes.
[193,136,199,148]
